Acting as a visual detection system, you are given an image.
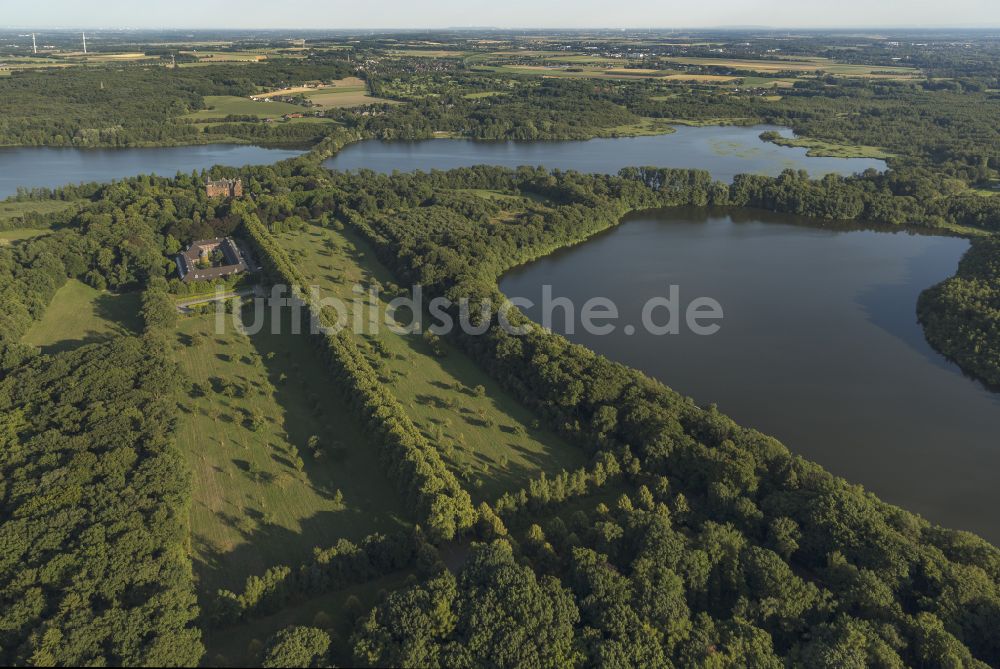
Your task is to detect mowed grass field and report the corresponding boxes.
[186,95,305,120]
[661,55,920,77]
[481,64,676,80]
[180,50,268,62]
[478,52,919,80]
[252,77,396,108]
[277,226,587,502]
[174,309,410,596]
[22,279,141,353]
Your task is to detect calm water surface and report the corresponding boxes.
[0,144,303,198]
[501,208,1000,542]
[7,130,989,540]
[324,125,886,181]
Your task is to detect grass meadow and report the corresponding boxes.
[0,199,77,227]
[186,95,304,120]
[173,309,410,596]
[276,225,587,503]
[22,279,141,353]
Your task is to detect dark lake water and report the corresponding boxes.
[0,144,303,199]
[500,208,1000,542]
[323,125,887,181]
[4,130,989,540]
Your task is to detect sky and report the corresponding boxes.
[3,0,999,30]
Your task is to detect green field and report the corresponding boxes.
[0,228,51,245]
[186,95,305,120]
[277,226,587,502]
[660,55,920,78]
[174,309,410,596]
[180,50,269,62]
[0,199,77,226]
[22,279,141,353]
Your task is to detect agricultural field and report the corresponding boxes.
[463,90,509,99]
[21,279,141,353]
[63,52,158,63]
[472,50,920,81]
[180,50,268,62]
[276,225,587,502]
[660,73,738,82]
[738,75,798,88]
[387,49,468,58]
[186,95,306,120]
[173,308,410,596]
[253,77,395,108]
[478,64,675,80]
[660,55,920,77]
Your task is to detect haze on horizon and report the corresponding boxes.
[4,0,999,31]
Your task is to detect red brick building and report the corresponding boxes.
[206,178,243,198]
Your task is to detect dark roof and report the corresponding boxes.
[176,237,248,282]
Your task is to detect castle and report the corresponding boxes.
[206,178,243,198]
[175,237,248,282]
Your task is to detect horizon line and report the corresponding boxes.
[6,25,1000,32]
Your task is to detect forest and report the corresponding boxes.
[0,59,353,147]
[918,236,1000,388]
[2,28,1000,668]
[250,161,1000,667]
[2,123,1000,666]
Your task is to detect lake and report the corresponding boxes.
[324,125,887,181]
[1,125,884,201]
[500,208,1000,542]
[0,144,303,199]
[4,129,990,539]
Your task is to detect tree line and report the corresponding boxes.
[314,164,1000,667]
[238,202,478,542]
[918,236,1000,388]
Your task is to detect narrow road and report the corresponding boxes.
[175,286,263,313]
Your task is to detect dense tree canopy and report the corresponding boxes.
[3,33,1000,663]
[0,336,201,665]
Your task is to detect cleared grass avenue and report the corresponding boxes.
[174,309,410,596]
[277,225,587,502]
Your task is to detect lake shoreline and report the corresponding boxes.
[499,206,1000,541]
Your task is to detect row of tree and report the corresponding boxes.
[238,203,478,542]
[0,168,244,664]
[211,532,420,627]
[318,165,1000,667]
[0,60,355,147]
